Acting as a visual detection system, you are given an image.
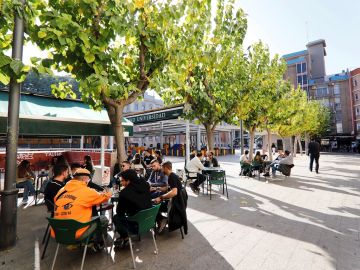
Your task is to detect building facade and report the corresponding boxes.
[350,68,360,140]
[283,39,354,143]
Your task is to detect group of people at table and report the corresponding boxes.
[16,150,187,251]
[240,149,294,178]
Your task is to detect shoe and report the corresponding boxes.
[157,218,167,234]
[114,238,129,248]
[21,200,28,205]
[263,173,270,177]
[316,171,319,174]
[189,183,198,194]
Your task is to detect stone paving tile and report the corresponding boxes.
[1,151,360,270]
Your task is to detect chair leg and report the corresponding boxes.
[151,229,158,255]
[41,229,51,260]
[42,223,50,244]
[80,243,89,270]
[129,237,136,269]
[209,184,212,200]
[51,243,60,270]
[225,181,229,199]
[180,227,184,239]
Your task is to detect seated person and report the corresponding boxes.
[16,160,36,205]
[270,150,294,177]
[147,160,168,198]
[187,152,206,193]
[153,161,187,235]
[131,153,146,177]
[108,161,131,188]
[113,169,152,247]
[240,150,253,177]
[154,150,163,164]
[126,150,133,162]
[53,168,112,247]
[44,164,69,212]
[204,151,219,167]
[143,149,155,168]
[253,151,264,171]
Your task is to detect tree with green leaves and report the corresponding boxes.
[237,41,287,159]
[27,0,202,162]
[0,0,37,85]
[158,0,247,151]
[275,90,330,156]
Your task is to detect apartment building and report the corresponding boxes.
[283,39,353,142]
[350,68,360,140]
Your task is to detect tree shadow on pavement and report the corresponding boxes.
[188,183,360,270]
[0,203,234,270]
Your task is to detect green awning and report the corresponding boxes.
[0,91,133,136]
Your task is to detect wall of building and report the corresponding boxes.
[351,69,360,139]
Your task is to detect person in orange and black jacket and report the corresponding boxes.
[53,168,111,246]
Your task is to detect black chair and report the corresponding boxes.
[41,199,54,259]
[35,172,49,205]
[184,167,198,187]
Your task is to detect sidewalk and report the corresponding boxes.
[1,151,360,270]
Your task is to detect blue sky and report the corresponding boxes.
[236,0,360,74]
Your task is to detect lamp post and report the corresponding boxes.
[0,0,25,250]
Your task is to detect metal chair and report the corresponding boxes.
[112,204,161,269]
[206,170,228,200]
[47,217,103,270]
[184,167,198,187]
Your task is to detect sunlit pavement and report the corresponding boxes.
[1,151,360,270]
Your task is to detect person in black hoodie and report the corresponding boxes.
[113,169,152,247]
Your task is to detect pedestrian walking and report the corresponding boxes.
[308,138,320,173]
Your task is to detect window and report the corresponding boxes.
[335,97,341,110]
[357,123,360,130]
[297,75,302,85]
[303,75,307,85]
[335,113,342,121]
[355,93,359,101]
[302,63,306,73]
[149,105,153,110]
[333,84,340,95]
[336,123,343,133]
[296,62,306,74]
[354,79,358,87]
[356,107,360,116]
[297,64,302,73]
[316,87,328,97]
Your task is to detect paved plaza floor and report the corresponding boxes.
[1,151,359,270]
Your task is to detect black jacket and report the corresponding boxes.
[168,187,188,235]
[308,141,320,156]
[116,178,152,217]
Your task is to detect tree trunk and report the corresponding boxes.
[249,126,256,160]
[293,136,297,157]
[204,124,215,151]
[297,135,303,156]
[304,133,309,155]
[267,128,273,161]
[105,104,126,163]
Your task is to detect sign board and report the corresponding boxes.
[127,107,183,125]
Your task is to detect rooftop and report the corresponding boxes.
[282,50,308,59]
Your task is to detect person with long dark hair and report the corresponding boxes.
[82,155,95,177]
[16,160,36,204]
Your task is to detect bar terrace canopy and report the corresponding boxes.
[0,91,133,136]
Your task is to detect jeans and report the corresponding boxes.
[270,163,279,176]
[309,154,319,172]
[16,180,35,202]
